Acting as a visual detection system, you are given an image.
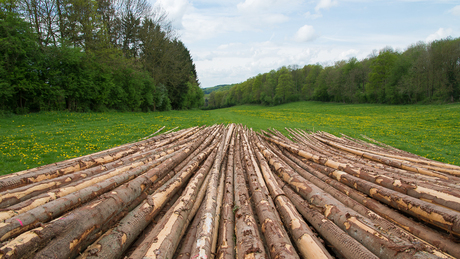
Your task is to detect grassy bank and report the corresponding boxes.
[1,101,459,174]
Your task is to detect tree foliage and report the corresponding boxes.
[0,0,202,113]
[204,37,460,109]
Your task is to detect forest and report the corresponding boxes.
[206,37,460,109]
[0,0,203,114]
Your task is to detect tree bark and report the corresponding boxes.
[77,141,218,259]
[232,133,267,259]
[252,136,335,259]
[216,134,235,259]
[189,126,234,259]
[241,131,299,258]
[257,138,440,259]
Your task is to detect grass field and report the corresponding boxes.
[1,101,459,174]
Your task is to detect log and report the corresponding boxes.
[210,153,227,258]
[262,135,460,236]
[282,150,460,258]
[276,177,378,259]
[0,133,208,259]
[233,133,267,258]
[312,161,460,236]
[129,129,224,259]
[216,134,235,259]
[0,150,183,243]
[77,141,218,259]
[313,135,456,179]
[175,189,208,259]
[241,131,299,258]
[257,138,441,259]
[0,144,187,220]
[295,129,460,192]
[269,144,452,258]
[129,145,217,259]
[0,127,199,191]
[189,125,234,259]
[253,136,364,259]
[0,125,180,182]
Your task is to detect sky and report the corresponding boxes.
[151,0,460,88]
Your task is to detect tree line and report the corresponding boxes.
[206,37,460,109]
[0,0,203,114]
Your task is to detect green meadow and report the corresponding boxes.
[1,101,459,174]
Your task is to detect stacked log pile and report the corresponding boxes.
[0,124,459,259]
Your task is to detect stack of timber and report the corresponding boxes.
[0,124,459,259]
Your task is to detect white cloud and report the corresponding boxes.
[217,43,244,50]
[154,0,191,28]
[237,0,277,12]
[194,40,371,87]
[180,8,290,44]
[304,11,322,19]
[315,0,338,12]
[167,0,460,88]
[304,0,338,20]
[294,25,318,42]
[234,0,297,28]
[426,28,453,42]
[181,13,222,42]
[237,0,302,13]
[449,5,460,16]
[261,13,290,24]
[338,49,359,60]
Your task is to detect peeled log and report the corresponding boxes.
[78,141,218,259]
[0,125,459,259]
[0,127,183,183]
[257,138,440,259]
[1,134,207,259]
[128,143,218,259]
[0,127,199,192]
[175,190,207,259]
[210,154,227,258]
[189,126,234,259]
[241,130,299,258]
[301,143,460,212]
[299,131,460,198]
[312,135,453,180]
[282,150,460,258]
[318,162,460,236]
[254,136,369,259]
[269,144,451,258]
[216,135,236,259]
[233,133,267,259]
[314,133,460,175]
[263,135,460,236]
[0,145,184,224]
[275,177,378,259]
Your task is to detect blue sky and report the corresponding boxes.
[152,0,460,88]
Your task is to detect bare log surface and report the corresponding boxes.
[0,124,458,259]
[241,130,299,259]
[281,149,460,258]
[252,135,334,259]
[216,135,235,259]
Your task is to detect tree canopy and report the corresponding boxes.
[0,0,203,113]
[204,38,460,109]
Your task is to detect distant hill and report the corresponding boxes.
[202,84,234,95]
